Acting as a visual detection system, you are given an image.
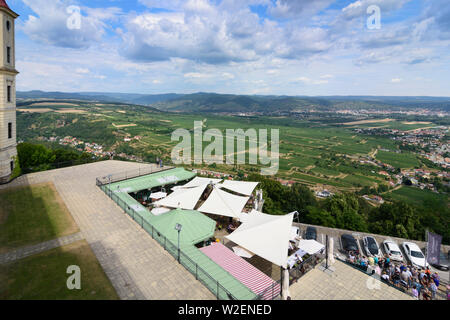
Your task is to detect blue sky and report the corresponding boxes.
[8,0,450,96]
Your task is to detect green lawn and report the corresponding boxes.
[0,240,119,300]
[0,183,79,253]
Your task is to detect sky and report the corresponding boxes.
[8,0,450,96]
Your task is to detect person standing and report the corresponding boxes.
[412,285,419,300]
[429,281,438,300]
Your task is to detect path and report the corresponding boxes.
[0,232,83,265]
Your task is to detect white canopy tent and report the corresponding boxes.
[297,239,325,255]
[173,177,222,190]
[155,184,207,210]
[218,180,259,196]
[198,187,250,218]
[225,212,295,268]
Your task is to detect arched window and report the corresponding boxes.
[6,20,10,31]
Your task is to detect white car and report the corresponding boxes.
[402,242,428,268]
[383,240,404,262]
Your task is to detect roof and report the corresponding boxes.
[198,187,250,218]
[0,0,18,17]
[200,243,280,300]
[226,212,294,268]
[297,239,325,255]
[109,167,196,193]
[155,184,207,210]
[0,0,10,9]
[218,180,259,196]
[151,209,216,245]
[173,177,222,190]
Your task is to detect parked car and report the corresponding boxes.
[382,240,404,262]
[363,236,380,257]
[341,234,359,255]
[402,242,428,268]
[423,248,450,271]
[305,226,317,240]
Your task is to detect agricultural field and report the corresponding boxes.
[16,101,439,192]
[376,150,421,169]
[386,186,449,207]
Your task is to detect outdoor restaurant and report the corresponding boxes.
[97,167,327,300]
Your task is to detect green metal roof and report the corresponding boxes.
[152,209,216,245]
[109,167,196,193]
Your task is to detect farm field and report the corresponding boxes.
[386,186,448,207]
[376,150,421,168]
[16,102,438,192]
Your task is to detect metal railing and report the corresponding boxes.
[98,183,242,300]
[96,165,174,187]
[289,253,325,284]
[254,279,282,300]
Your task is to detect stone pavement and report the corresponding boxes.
[0,232,83,265]
[0,161,215,300]
[289,260,414,300]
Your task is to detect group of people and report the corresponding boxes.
[348,251,447,300]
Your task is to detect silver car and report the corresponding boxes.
[363,236,380,257]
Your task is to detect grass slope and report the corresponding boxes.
[0,183,79,253]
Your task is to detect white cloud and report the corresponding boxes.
[391,78,402,83]
[21,0,121,49]
[75,68,90,74]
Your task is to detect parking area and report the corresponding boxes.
[293,222,450,285]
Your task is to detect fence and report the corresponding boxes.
[100,179,279,300]
[289,253,325,284]
[96,165,174,187]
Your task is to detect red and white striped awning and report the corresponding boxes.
[200,242,280,300]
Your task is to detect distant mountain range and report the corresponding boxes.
[17,90,450,114]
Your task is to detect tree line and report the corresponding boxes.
[246,174,449,244]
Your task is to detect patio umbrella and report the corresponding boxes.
[232,246,254,259]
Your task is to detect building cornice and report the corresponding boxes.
[0,143,17,153]
[0,6,19,19]
[0,67,19,75]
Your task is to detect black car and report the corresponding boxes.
[341,234,359,254]
[305,226,317,240]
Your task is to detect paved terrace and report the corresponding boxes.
[290,260,414,300]
[0,161,214,300]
